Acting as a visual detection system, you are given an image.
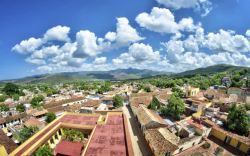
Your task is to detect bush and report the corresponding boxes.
[34,145,53,156]
[202,142,211,149]
[62,129,84,142]
[18,126,39,143]
[214,147,224,156]
[0,104,9,112]
[16,104,25,112]
[45,112,56,123]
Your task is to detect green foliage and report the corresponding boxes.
[245,103,250,111]
[214,147,224,156]
[45,112,56,123]
[0,104,9,112]
[148,96,160,110]
[0,95,6,102]
[30,95,44,108]
[97,82,111,94]
[18,126,39,143]
[34,145,53,156]
[62,129,84,142]
[16,104,25,112]
[202,142,211,149]
[225,104,250,136]
[13,94,20,101]
[2,83,20,96]
[164,93,185,120]
[172,87,184,97]
[113,95,123,108]
[143,86,151,92]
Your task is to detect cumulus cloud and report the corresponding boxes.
[73,30,99,58]
[113,43,160,67]
[93,57,107,65]
[246,29,250,37]
[155,0,213,16]
[135,7,199,35]
[204,29,250,53]
[12,37,43,54]
[44,25,70,42]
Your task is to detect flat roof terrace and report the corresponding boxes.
[10,112,133,156]
[84,114,127,156]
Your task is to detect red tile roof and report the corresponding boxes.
[84,114,127,156]
[55,140,83,156]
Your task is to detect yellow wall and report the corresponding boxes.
[0,145,8,156]
[211,128,250,154]
[211,129,226,141]
[240,143,250,153]
[229,138,238,148]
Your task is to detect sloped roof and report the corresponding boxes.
[136,105,165,127]
[0,129,18,154]
[55,140,83,156]
[145,128,178,155]
[24,117,45,129]
[82,100,100,108]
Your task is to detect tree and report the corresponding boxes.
[165,93,185,120]
[143,86,151,92]
[148,96,160,110]
[0,95,6,102]
[0,104,9,112]
[62,129,84,142]
[30,95,44,108]
[225,104,250,135]
[13,94,20,101]
[16,104,25,112]
[172,87,184,97]
[2,83,20,96]
[113,95,123,108]
[45,112,56,123]
[34,145,53,156]
[18,126,38,143]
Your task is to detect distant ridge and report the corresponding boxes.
[1,64,249,84]
[0,68,170,84]
[176,64,249,76]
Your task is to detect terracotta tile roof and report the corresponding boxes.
[145,128,178,155]
[82,100,100,108]
[55,140,83,156]
[43,96,84,109]
[136,105,166,127]
[24,117,45,129]
[0,129,18,154]
[0,113,27,124]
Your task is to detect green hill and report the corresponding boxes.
[176,64,249,76]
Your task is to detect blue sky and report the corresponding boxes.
[0,0,250,80]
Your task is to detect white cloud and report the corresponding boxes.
[104,17,144,47]
[73,30,99,58]
[25,57,46,65]
[155,0,212,16]
[246,29,250,37]
[113,43,160,66]
[135,7,199,35]
[204,29,250,53]
[93,57,107,65]
[12,37,43,54]
[44,25,70,42]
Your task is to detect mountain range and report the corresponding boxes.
[1,64,249,84]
